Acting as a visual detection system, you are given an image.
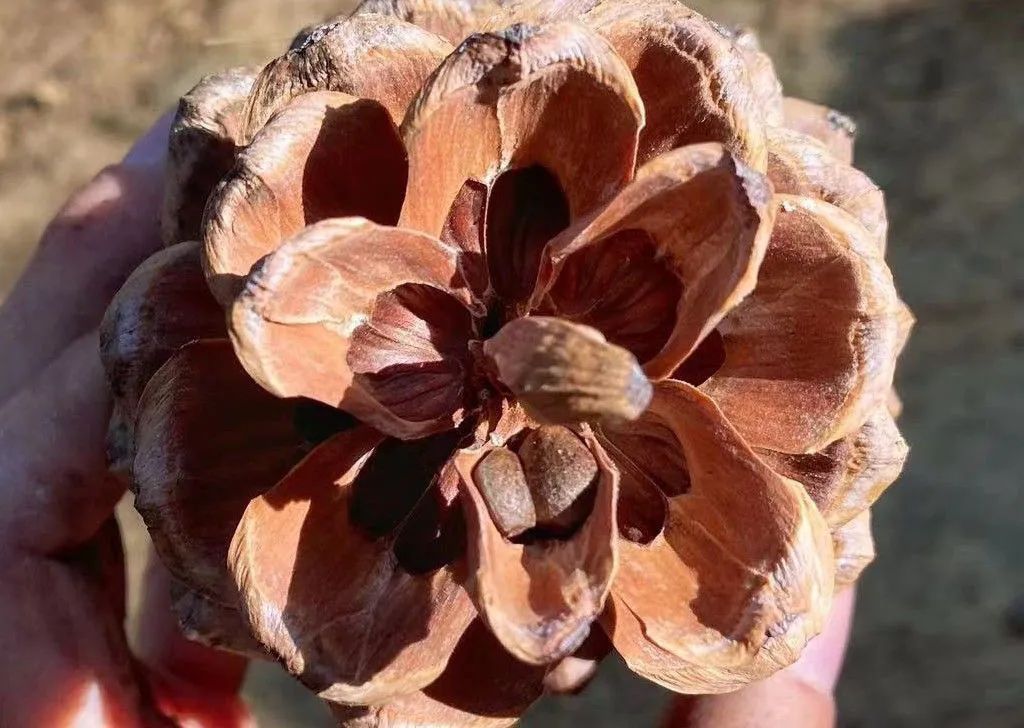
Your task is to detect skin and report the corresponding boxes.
[0,116,852,727]
[0,116,249,728]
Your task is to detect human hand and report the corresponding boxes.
[0,108,855,728]
[662,587,855,727]
[0,116,251,727]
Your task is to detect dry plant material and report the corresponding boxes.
[102,1,911,724]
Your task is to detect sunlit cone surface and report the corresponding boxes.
[101,0,911,724]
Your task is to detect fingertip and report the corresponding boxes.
[663,672,836,728]
[122,111,175,168]
[135,550,249,694]
[787,586,856,695]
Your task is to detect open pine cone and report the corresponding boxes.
[101,0,912,724]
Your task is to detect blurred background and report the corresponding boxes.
[1,0,1021,725]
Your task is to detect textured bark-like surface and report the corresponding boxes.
[832,510,875,588]
[99,242,224,475]
[355,0,515,45]
[243,14,452,136]
[728,24,784,125]
[169,579,265,658]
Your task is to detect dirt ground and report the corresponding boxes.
[1,0,1021,726]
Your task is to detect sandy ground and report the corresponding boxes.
[2,1,1022,726]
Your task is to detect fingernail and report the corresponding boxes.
[123,111,175,167]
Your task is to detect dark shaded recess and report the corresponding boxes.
[546,229,682,364]
[613,468,667,546]
[510,485,598,545]
[292,399,358,447]
[349,427,468,540]
[301,99,408,226]
[486,165,569,305]
[394,464,467,575]
[422,619,547,718]
[596,421,692,545]
[671,329,726,386]
[350,282,474,424]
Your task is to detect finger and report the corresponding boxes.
[0,330,122,555]
[663,588,856,728]
[0,114,172,404]
[135,551,249,695]
[0,331,251,726]
[662,672,835,728]
[785,585,856,694]
[0,519,169,728]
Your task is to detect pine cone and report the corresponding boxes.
[101,1,912,724]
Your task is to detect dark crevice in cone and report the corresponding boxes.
[423,619,547,717]
[595,427,683,544]
[242,25,344,139]
[350,282,475,425]
[510,484,598,545]
[614,478,666,544]
[604,424,691,498]
[671,328,726,386]
[293,399,359,447]
[349,426,469,540]
[352,283,475,363]
[485,165,569,305]
[477,301,505,341]
[545,229,682,365]
[301,100,408,226]
[394,464,467,575]
[605,440,667,545]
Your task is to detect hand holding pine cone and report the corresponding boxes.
[101,1,911,724]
